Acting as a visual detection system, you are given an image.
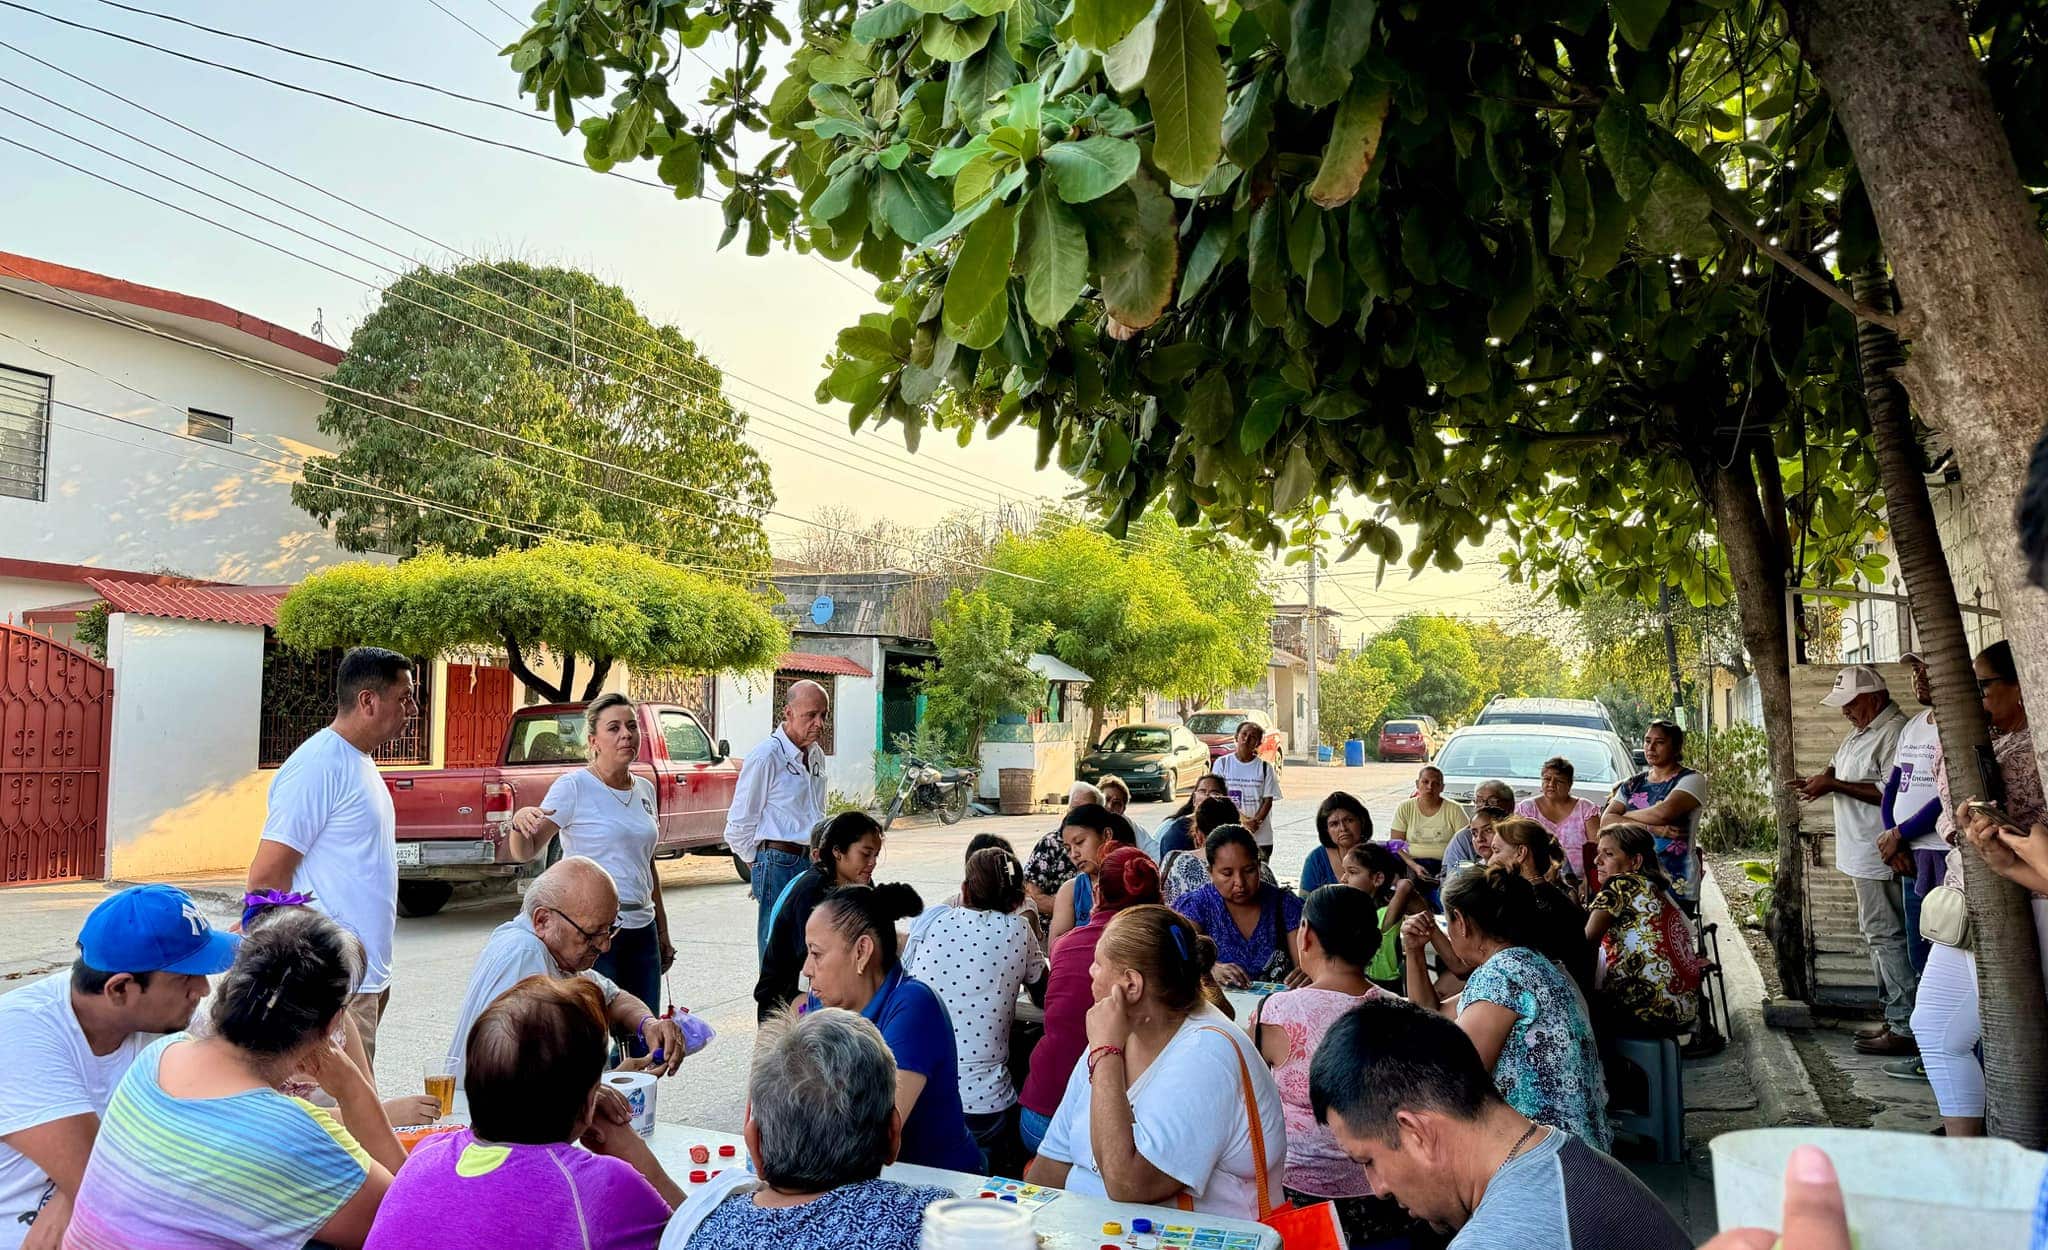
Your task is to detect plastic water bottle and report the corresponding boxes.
[920,1198,1036,1250]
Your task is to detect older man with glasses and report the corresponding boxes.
[444,856,689,1083]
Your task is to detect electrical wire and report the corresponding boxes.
[0,109,1019,520]
[0,269,1048,582]
[0,44,1039,514]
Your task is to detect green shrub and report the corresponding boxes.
[1697,722,1776,853]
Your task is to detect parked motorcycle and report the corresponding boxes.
[880,755,979,830]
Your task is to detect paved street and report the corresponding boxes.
[0,762,1423,1135]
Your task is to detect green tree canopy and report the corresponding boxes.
[983,510,1268,718]
[919,587,1052,753]
[1316,652,1394,745]
[294,261,774,572]
[1362,615,1487,727]
[277,541,788,701]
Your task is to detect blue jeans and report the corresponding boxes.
[1018,1106,1053,1157]
[753,846,809,959]
[594,921,661,1056]
[1906,848,1949,975]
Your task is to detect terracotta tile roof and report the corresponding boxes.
[777,651,872,678]
[85,578,288,628]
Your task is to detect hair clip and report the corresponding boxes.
[1169,921,1194,964]
[241,889,314,929]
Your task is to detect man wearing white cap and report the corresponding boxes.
[1794,664,1915,1056]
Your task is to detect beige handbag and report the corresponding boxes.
[1920,882,1972,950]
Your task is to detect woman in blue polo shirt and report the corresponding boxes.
[803,884,980,1172]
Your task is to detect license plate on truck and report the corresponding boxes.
[395,842,422,867]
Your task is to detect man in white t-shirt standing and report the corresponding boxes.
[247,646,416,1072]
[1795,664,1913,1057]
[0,884,239,1250]
[1211,721,1281,860]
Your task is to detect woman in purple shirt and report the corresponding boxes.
[367,975,681,1250]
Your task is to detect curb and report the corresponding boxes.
[1700,863,1828,1128]
[109,877,246,915]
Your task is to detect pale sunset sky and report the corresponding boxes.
[0,0,1516,642]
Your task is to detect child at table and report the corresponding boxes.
[1340,842,1427,994]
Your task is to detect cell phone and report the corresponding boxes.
[1965,799,2030,835]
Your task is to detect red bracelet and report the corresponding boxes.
[1086,1045,1124,1079]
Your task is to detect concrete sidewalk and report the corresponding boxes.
[0,873,245,984]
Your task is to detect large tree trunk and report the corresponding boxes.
[1854,268,2048,1145]
[505,636,570,702]
[1658,582,1685,719]
[1696,445,1812,1000]
[1788,0,2048,868]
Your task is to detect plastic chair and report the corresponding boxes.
[1611,1035,1684,1162]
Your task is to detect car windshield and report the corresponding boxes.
[507,715,588,764]
[1385,720,1422,734]
[1478,711,1612,732]
[1436,734,1619,784]
[1185,713,1246,735]
[1102,728,1171,753]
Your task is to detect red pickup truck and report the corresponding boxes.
[389,701,744,917]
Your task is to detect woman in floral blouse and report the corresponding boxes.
[1585,824,1696,1034]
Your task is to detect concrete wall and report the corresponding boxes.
[102,613,269,879]
[978,722,1080,801]
[0,290,377,587]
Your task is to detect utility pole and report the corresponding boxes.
[1304,542,1321,763]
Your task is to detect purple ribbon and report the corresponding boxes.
[242,889,313,929]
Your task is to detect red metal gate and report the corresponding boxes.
[0,624,113,885]
[444,663,514,769]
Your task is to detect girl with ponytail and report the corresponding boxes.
[1024,905,1286,1222]
[1400,866,1612,1150]
[906,846,1047,1173]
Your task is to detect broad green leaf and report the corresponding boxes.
[1020,182,1090,325]
[1102,7,1158,92]
[1274,441,1315,512]
[1178,215,1234,305]
[952,154,1008,207]
[877,142,911,170]
[809,53,873,85]
[1093,171,1179,328]
[944,200,1018,340]
[1248,196,1286,293]
[1346,202,1391,297]
[1487,228,1535,340]
[836,324,901,361]
[929,135,994,176]
[1221,67,1278,168]
[1065,0,1155,52]
[1287,200,1324,276]
[989,126,1035,159]
[923,186,1001,244]
[1578,163,1629,279]
[808,167,867,224]
[1185,371,1234,444]
[1306,225,1345,327]
[510,41,546,71]
[1003,82,1043,134]
[1595,98,1658,203]
[1051,44,1100,97]
[922,13,998,60]
[1548,148,1591,260]
[1043,136,1142,202]
[1307,78,1392,209]
[876,166,952,243]
[1608,0,1671,51]
[965,0,1014,14]
[1286,0,1377,108]
[656,134,702,199]
[852,0,922,40]
[1399,207,1437,284]
[1636,162,1720,257]
[1091,419,1134,474]
[946,42,1021,126]
[1239,388,1289,454]
[1145,0,1226,186]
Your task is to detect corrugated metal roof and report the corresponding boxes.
[777,650,873,678]
[1027,652,1093,684]
[86,578,288,628]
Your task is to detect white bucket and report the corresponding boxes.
[604,1071,658,1138]
[1711,1128,2044,1248]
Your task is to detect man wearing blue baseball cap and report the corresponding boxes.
[0,884,239,1249]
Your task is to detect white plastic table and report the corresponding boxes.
[647,1123,1280,1249]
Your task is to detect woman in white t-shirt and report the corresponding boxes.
[907,845,1046,1173]
[508,694,669,1038]
[1024,906,1285,1221]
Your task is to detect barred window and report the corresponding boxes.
[186,409,233,444]
[259,632,434,766]
[0,364,53,501]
